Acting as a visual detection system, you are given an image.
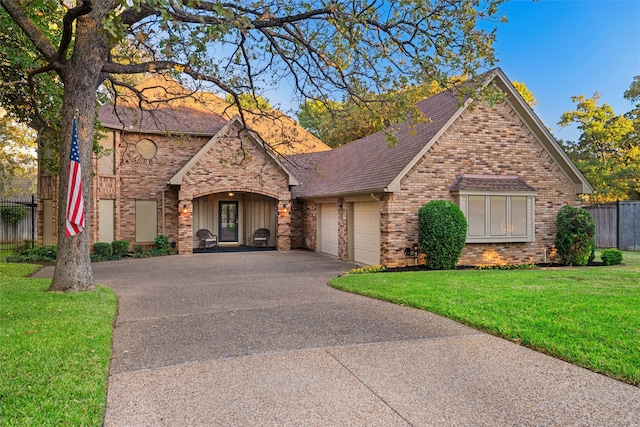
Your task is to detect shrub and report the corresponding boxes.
[132,245,152,258]
[554,205,596,266]
[0,205,27,226]
[152,235,173,255]
[6,246,57,263]
[601,249,623,266]
[418,200,467,270]
[111,240,130,260]
[91,242,113,262]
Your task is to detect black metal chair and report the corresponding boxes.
[196,229,218,250]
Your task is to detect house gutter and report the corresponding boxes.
[161,188,166,236]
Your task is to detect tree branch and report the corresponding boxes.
[0,0,58,62]
[57,0,93,61]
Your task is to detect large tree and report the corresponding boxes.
[559,90,637,202]
[1,0,506,291]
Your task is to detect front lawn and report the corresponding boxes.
[330,251,640,386]
[0,263,117,426]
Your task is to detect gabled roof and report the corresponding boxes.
[289,89,464,198]
[98,74,331,155]
[98,104,228,136]
[168,116,300,187]
[289,68,593,198]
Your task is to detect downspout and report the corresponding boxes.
[370,193,381,202]
[161,188,166,236]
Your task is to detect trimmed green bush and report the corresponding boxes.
[91,242,113,262]
[554,205,596,266]
[152,235,173,255]
[601,248,623,266]
[6,246,57,263]
[111,240,130,260]
[418,200,467,270]
[132,245,152,258]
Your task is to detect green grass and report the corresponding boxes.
[330,251,640,386]
[0,263,117,426]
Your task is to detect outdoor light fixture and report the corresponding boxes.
[228,192,234,197]
[181,204,188,215]
[283,204,288,213]
[337,201,343,210]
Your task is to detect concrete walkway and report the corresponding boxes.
[36,251,640,425]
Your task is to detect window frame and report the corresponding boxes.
[453,191,536,243]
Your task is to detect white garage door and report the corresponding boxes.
[320,204,339,257]
[353,202,381,265]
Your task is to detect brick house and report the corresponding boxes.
[38,68,592,266]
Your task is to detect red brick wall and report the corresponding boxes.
[382,101,580,267]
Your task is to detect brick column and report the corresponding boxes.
[338,198,349,260]
[178,200,193,254]
[277,199,291,251]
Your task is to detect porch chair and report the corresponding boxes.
[252,228,270,248]
[196,229,218,250]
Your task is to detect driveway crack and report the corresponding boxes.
[325,349,414,427]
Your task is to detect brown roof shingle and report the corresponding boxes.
[449,174,537,192]
[289,89,462,198]
[98,104,228,136]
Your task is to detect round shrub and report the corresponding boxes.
[554,205,596,266]
[601,248,623,266]
[92,242,113,262]
[418,200,467,270]
[111,240,130,260]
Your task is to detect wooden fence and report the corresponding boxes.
[0,196,37,250]
[584,201,640,251]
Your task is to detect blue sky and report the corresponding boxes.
[493,0,640,142]
[265,0,639,142]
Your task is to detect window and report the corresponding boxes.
[135,200,158,242]
[451,175,536,243]
[98,131,115,175]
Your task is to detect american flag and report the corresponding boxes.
[65,116,85,237]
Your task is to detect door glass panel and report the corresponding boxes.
[219,201,238,242]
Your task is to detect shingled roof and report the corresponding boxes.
[289,89,463,198]
[98,104,228,136]
[288,68,593,198]
[449,174,537,193]
[98,74,331,155]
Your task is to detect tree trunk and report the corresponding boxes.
[49,13,107,292]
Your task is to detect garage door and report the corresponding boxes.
[353,202,381,265]
[320,204,339,257]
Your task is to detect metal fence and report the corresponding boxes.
[0,196,37,252]
[584,201,640,251]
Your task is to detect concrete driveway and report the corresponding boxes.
[42,251,639,425]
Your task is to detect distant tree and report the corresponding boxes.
[0,110,37,197]
[297,80,449,147]
[225,94,272,111]
[1,0,506,291]
[559,91,636,202]
[512,81,537,108]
